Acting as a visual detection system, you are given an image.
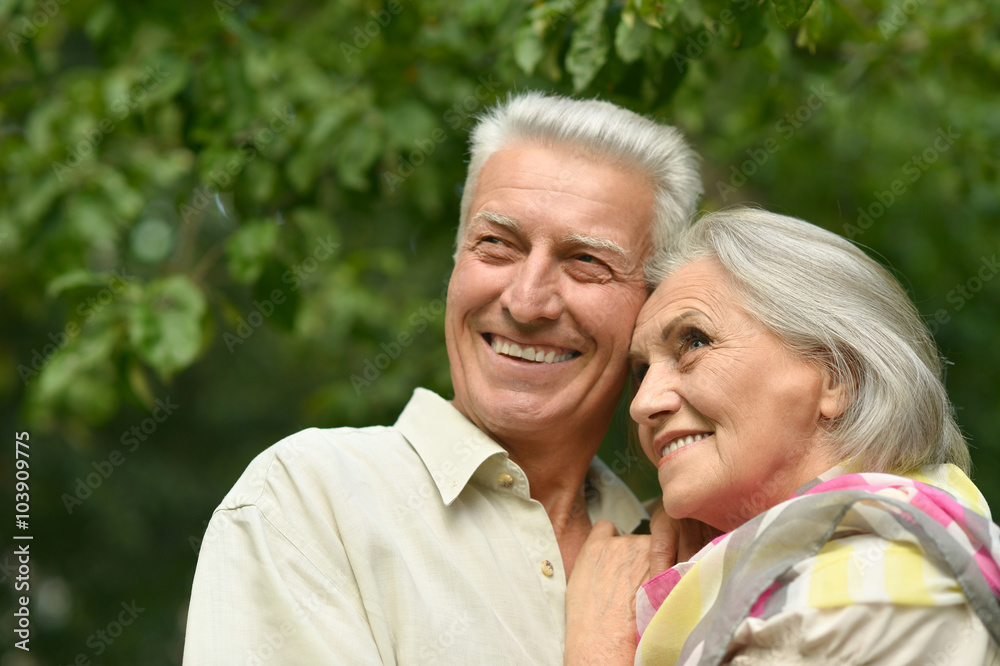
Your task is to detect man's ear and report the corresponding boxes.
[818,367,849,420]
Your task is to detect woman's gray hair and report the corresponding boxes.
[457,91,703,280]
[647,207,970,474]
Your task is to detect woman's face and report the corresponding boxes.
[629,259,845,531]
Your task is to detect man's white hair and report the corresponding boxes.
[647,207,970,474]
[456,91,703,280]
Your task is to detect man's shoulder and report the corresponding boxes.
[216,423,418,511]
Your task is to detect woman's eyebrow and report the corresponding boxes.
[659,311,700,343]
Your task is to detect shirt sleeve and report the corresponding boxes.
[722,602,998,666]
[182,503,385,665]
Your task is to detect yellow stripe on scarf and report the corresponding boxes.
[906,464,990,519]
[884,541,934,605]
[807,540,854,608]
[640,564,703,665]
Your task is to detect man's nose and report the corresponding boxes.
[630,363,683,428]
[498,252,562,323]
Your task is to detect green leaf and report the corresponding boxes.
[796,0,831,51]
[772,0,814,29]
[382,101,439,148]
[127,358,156,408]
[733,0,770,50]
[128,275,207,379]
[566,0,612,92]
[225,220,280,284]
[46,270,109,299]
[638,0,682,29]
[15,173,64,225]
[36,328,118,404]
[513,22,546,74]
[335,119,383,191]
[615,8,653,64]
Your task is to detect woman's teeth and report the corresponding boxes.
[660,433,710,458]
[491,339,574,363]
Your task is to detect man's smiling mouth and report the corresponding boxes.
[485,334,579,364]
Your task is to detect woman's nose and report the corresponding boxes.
[630,363,682,428]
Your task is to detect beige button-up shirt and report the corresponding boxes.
[183,388,647,664]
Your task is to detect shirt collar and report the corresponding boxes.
[395,387,507,506]
[584,456,649,534]
[395,388,648,533]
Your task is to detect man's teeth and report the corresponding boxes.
[491,339,573,363]
[660,433,710,458]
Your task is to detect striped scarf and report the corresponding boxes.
[635,464,1000,665]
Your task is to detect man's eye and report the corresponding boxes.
[630,364,648,385]
[482,236,503,244]
[577,254,598,263]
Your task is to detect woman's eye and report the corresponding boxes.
[679,329,710,353]
[630,363,648,385]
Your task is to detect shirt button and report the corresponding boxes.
[498,473,515,488]
[540,560,554,577]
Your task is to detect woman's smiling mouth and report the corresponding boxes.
[659,432,713,460]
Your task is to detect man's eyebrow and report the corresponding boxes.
[564,233,630,263]
[472,210,522,233]
[472,210,630,263]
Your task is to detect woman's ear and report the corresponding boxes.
[818,367,849,420]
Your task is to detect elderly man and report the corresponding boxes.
[183,91,702,664]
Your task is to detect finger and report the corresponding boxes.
[588,519,618,540]
[677,519,700,562]
[647,508,678,576]
[678,519,722,561]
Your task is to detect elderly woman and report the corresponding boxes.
[566,208,1000,665]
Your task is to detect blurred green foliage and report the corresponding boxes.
[1,0,998,663]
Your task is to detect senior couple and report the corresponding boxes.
[184,93,1000,664]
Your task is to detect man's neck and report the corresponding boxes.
[505,436,602,579]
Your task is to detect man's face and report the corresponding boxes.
[446,141,655,447]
